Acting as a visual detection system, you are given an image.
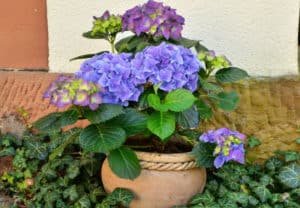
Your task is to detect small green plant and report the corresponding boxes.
[0,131,134,207]
[174,139,300,208]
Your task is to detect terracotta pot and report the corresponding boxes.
[101,151,206,208]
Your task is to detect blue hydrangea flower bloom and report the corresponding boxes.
[122,0,185,40]
[76,53,144,106]
[132,42,203,92]
[199,128,246,168]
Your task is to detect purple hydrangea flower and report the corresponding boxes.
[199,128,246,168]
[44,75,103,110]
[132,42,203,92]
[122,0,185,40]
[76,53,144,106]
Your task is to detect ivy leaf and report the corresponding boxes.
[208,91,240,111]
[188,190,214,205]
[108,188,134,207]
[253,186,272,202]
[297,138,300,144]
[0,147,15,156]
[247,136,262,149]
[176,105,199,129]
[278,163,300,188]
[63,185,79,201]
[190,142,215,168]
[265,157,283,171]
[24,139,48,161]
[147,111,175,140]
[83,104,124,124]
[164,89,196,112]
[79,124,126,153]
[66,162,80,179]
[215,67,249,83]
[108,147,141,180]
[195,99,213,120]
[107,108,149,136]
[75,195,91,208]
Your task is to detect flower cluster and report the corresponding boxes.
[198,50,231,71]
[44,75,103,110]
[92,11,122,37]
[122,0,185,40]
[199,128,246,168]
[76,53,143,106]
[133,42,202,92]
[76,43,201,106]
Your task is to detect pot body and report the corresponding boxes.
[101,151,206,208]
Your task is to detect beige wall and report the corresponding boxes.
[47,0,299,76]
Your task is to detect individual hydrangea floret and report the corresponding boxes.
[44,75,103,110]
[92,10,122,37]
[122,0,185,40]
[199,128,246,168]
[132,42,203,92]
[76,53,144,106]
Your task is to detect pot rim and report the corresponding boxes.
[135,151,195,163]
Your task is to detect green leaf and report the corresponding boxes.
[82,31,106,39]
[296,138,300,144]
[108,188,134,207]
[108,108,148,136]
[24,139,48,160]
[248,136,262,149]
[215,67,249,83]
[67,162,80,179]
[265,157,283,171]
[188,190,214,205]
[49,128,81,160]
[164,89,196,112]
[253,186,272,202]
[195,99,213,120]
[278,163,300,188]
[84,104,124,124]
[63,185,79,201]
[33,110,79,133]
[115,35,134,53]
[208,91,240,111]
[108,147,141,180]
[0,147,15,156]
[79,124,126,153]
[176,105,199,129]
[75,195,91,208]
[147,111,175,140]
[70,51,108,61]
[199,77,223,93]
[190,142,215,168]
[147,94,168,112]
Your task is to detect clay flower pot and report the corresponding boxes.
[101,151,206,208]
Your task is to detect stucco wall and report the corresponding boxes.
[47,0,299,76]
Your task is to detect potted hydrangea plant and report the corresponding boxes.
[35,1,249,207]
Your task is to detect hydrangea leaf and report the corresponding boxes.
[70,51,108,61]
[176,105,199,129]
[208,91,240,111]
[108,147,141,180]
[215,67,249,83]
[164,89,196,112]
[278,163,300,188]
[147,111,175,140]
[199,77,223,93]
[107,108,149,136]
[79,124,126,153]
[195,99,213,120]
[190,142,215,168]
[83,104,124,124]
[147,94,168,112]
[33,110,79,133]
